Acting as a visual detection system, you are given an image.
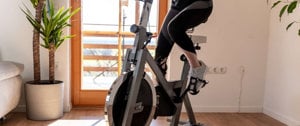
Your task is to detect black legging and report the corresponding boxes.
[155,0,213,75]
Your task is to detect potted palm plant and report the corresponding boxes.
[22,0,79,120]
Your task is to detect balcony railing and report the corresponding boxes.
[83,43,156,72]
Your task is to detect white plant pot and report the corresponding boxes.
[25,80,64,120]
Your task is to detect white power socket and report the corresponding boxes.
[206,66,227,74]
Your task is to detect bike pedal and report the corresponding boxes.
[187,77,209,95]
[189,90,200,95]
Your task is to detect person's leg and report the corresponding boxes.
[154,8,180,76]
[168,8,212,67]
[167,6,213,93]
[182,50,200,68]
[154,35,171,76]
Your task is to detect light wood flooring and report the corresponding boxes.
[0,107,286,126]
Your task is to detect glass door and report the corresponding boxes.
[71,0,168,106]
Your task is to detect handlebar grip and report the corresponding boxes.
[130,24,139,33]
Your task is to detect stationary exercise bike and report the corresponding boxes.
[105,0,208,125]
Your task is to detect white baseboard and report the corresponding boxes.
[182,106,263,113]
[238,106,263,113]
[263,108,300,126]
[14,103,72,113]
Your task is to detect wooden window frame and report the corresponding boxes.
[71,0,168,106]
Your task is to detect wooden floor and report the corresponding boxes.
[0,107,286,126]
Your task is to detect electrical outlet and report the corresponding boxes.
[206,67,214,74]
[206,66,227,74]
[219,67,227,74]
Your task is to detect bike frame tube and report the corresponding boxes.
[170,59,198,125]
[122,47,200,125]
[122,50,147,126]
[145,49,176,97]
[130,0,152,62]
[120,0,200,125]
[121,1,154,124]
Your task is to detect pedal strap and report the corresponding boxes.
[174,77,208,103]
[188,76,208,95]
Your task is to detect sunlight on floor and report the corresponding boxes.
[48,119,108,126]
[47,119,166,126]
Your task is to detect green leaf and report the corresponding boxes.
[48,0,55,17]
[71,8,80,17]
[21,7,43,32]
[30,0,38,7]
[42,5,49,26]
[287,1,298,13]
[286,21,295,31]
[279,5,288,21]
[272,1,282,9]
[24,0,80,49]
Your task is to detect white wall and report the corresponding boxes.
[0,0,71,112]
[264,4,300,126]
[5,1,299,125]
[169,0,270,112]
[0,0,33,110]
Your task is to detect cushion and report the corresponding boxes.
[0,61,24,81]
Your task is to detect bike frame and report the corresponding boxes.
[115,0,200,125]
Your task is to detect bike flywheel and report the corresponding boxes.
[105,71,156,126]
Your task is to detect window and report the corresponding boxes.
[71,0,168,106]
